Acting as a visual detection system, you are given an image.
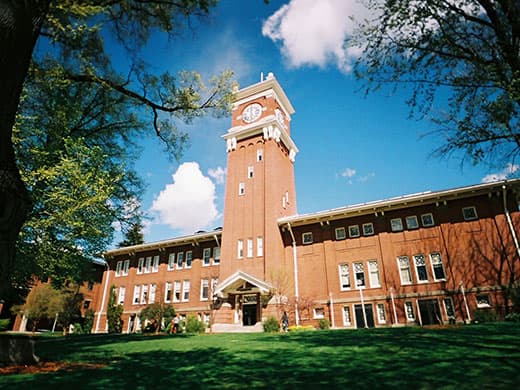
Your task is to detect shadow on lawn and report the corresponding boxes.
[2,325,520,389]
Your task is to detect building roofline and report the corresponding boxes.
[104,229,222,258]
[233,73,295,115]
[278,179,520,227]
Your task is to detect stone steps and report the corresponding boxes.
[211,322,263,333]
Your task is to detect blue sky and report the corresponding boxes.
[128,0,516,244]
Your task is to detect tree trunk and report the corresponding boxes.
[0,1,49,298]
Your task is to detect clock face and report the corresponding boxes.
[242,103,262,123]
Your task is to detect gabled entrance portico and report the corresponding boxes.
[213,271,273,330]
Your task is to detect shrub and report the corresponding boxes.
[262,316,280,333]
[288,325,314,332]
[472,309,498,324]
[318,319,330,330]
[83,309,95,334]
[185,315,205,334]
[505,312,520,322]
[0,318,10,331]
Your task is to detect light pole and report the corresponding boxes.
[390,287,398,325]
[460,281,471,324]
[95,260,110,333]
[357,280,368,328]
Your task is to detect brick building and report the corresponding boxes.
[94,73,520,332]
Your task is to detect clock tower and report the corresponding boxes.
[219,73,298,286]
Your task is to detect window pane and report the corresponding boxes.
[354,262,365,287]
[414,255,428,282]
[391,218,403,232]
[339,264,350,289]
[431,253,446,280]
[398,256,412,284]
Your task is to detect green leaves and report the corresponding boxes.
[354,0,520,167]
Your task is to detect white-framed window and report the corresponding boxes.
[354,262,365,288]
[182,280,190,302]
[165,282,173,303]
[248,166,254,178]
[406,215,419,229]
[348,225,360,238]
[200,279,209,300]
[390,218,403,232]
[335,227,346,240]
[239,182,245,196]
[476,294,491,308]
[339,263,350,290]
[368,260,381,288]
[342,306,351,326]
[257,237,263,257]
[405,301,415,321]
[123,260,130,276]
[313,307,325,319]
[462,206,478,221]
[137,258,144,274]
[115,261,122,277]
[203,248,211,266]
[144,257,152,273]
[152,255,159,272]
[149,283,156,303]
[247,238,253,258]
[176,252,184,269]
[173,281,181,302]
[140,284,149,304]
[213,247,221,264]
[168,253,176,271]
[430,253,446,281]
[237,239,244,258]
[185,251,193,269]
[377,303,386,324]
[398,256,413,285]
[118,286,126,305]
[133,285,141,304]
[413,254,428,282]
[302,232,313,245]
[363,223,374,236]
[421,213,435,227]
[443,298,455,319]
[257,149,263,162]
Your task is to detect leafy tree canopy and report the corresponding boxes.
[353,0,520,167]
[1,0,236,294]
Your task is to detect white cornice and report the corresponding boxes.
[233,73,295,116]
[222,115,299,154]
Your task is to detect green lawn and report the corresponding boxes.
[1,323,520,389]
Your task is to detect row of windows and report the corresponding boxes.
[115,248,221,277]
[237,237,263,258]
[118,278,219,306]
[338,260,381,290]
[321,206,480,242]
[398,253,446,285]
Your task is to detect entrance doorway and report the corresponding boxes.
[242,304,257,326]
[418,299,442,325]
[354,304,375,328]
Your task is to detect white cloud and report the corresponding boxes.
[262,0,368,72]
[151,162,219,234]
[481,163,520,183]
[341,167,357,178]
[208,166,226,185]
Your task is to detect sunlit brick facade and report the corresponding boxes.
[94,74,520,332]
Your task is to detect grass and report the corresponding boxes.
[1,323,519,389]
